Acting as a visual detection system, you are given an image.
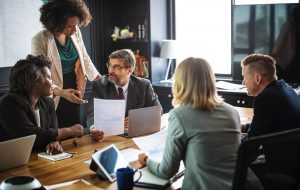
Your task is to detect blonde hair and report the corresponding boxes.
[172,57,222,110]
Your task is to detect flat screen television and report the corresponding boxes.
[233,2,300,85]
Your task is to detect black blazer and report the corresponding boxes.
[0,92,58,150]
[247,79,300,138]
[86,75,162,128]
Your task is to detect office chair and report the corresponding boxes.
[232,128,300,190]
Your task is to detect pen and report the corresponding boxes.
[66,151,77,154]
[73,140,78,147]
[170,170,185,184]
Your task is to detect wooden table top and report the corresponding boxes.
[0,107,253,189]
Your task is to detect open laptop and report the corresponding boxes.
[124,106,161,138]
[0,134,36,171]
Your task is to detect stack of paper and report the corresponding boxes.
[216,81,245,90]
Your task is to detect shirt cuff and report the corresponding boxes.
[90,125,95,130]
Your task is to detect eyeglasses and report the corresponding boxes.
[106,62,129,71]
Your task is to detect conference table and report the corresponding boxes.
[0,107,253,189]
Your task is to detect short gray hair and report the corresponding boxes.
[108,49,136,68]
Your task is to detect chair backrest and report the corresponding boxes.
[232,128,300,190]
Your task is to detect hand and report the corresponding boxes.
[46,141,63,155]
[124,117,129,131]
[90,128,104,141]
[62,89,87,104]
[70,124,84,137]
[138,153,148,167]
[94,74,101,81]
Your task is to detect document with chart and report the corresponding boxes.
[94,98,126,136]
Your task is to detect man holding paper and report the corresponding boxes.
[86,49,161,140]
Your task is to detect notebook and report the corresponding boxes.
[124,106,161,138]
[38,152,73,162]
[89,144,172,188]
[0,134,36,171]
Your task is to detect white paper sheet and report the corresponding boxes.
[120,148,143,163]
[132,129,168,162]
[94,98,126,136]
[216,81,245,90]
[44,179,91,190]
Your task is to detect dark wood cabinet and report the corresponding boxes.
[153,82,173,113]
[217,90,254,108]
[0,67,11,97]
[153,82,255,114]
[90,0,168,82]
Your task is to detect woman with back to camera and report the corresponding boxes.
[0,55,87,154]
[138,57,241,189]
[31,0,101,130]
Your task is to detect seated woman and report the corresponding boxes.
[0,55,103,154]
[138,57,241,189]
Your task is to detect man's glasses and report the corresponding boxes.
[106,62,129,71]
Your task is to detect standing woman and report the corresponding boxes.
[138,57,241,189]
[31,0,101,129]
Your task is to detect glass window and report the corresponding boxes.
[274,4,289,39]
[233,6,250,49]
[175,0,232,74]
[235,0,299,5]
[254,5,271,53]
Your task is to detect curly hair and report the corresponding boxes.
[40,0,92,33]
[9,55,52,94]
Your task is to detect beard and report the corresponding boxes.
[108,74,120,85]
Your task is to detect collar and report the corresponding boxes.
[114,82,129,94]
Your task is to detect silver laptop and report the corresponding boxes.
[0,134,36,171]
[125,106,161,138]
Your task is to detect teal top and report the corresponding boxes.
[55,36,79,74]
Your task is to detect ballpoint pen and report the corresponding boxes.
[65,151,77,154]
[170,170,185,184]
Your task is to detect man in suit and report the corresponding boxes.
[241,53,300,189]
[86,49,162,140]
[241,53,300,139]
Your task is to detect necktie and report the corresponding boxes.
[118,87,124,99]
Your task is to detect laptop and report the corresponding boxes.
[125,106,161,138]
[0,134,36,171]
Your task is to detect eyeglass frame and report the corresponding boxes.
[106,62,131,71]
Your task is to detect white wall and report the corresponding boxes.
[0,0,43,68]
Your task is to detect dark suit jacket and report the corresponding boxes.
[246,80,300,189]
[86,75,162,128]
[0,92,58,150]
[247,79,300,138]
